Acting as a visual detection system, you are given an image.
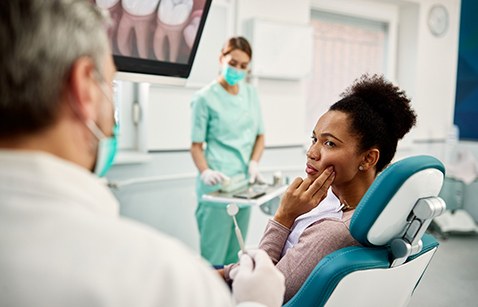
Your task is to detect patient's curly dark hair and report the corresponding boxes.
[329,74,417,172]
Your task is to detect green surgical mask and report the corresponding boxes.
[87,72,118,177]
[222,64,246,86]
[87,121,118,177]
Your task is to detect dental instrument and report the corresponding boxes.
[226,203,247,255]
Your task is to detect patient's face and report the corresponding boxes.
[306,110,364,186]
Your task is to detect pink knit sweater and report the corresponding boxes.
[224,210,359,303]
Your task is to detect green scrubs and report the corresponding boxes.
[191,80,264,265]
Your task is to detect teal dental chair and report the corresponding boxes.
[284,155,446,307]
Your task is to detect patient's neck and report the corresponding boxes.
[332,173,376,209]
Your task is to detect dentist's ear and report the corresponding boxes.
[67,57,97,121]
[361,148,380,171]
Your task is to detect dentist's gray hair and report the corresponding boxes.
[0,0,111,136]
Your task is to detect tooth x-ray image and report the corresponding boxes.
[94,0,210,77]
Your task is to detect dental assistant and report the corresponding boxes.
[191,37,265,265]
[0,1,285,306]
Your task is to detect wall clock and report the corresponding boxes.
[428,4,449,37]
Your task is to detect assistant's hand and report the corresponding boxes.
[200,169,229,186]
[248,160,265,184]
[232,250,285,307]
[274,166,335,228]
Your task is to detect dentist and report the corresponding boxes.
[0,1,284,307]
[190,37,265,265]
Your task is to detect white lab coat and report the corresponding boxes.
[0,150,236,307]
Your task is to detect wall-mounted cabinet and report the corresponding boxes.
[245,19,313,80]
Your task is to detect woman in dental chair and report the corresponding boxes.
[220,74,417,303]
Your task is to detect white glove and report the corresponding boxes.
[200,169,229,186]
[232,250,285,307]
[248,161,265,184]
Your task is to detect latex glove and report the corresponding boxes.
[232,249,285,307]
[200,169,229,186]
[248,160,265,184]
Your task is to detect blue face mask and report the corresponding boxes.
[222,64,246,86]
[86,74,118,177]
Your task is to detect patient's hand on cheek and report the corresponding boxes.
[274,166,335,229]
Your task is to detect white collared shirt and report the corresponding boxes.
[281,189,343,256]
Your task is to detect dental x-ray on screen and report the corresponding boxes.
[94,0,211,79]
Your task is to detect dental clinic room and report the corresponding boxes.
[2,0,478,306]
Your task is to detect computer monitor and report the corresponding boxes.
[94,0,212,84]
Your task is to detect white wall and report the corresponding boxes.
[397,0,461,144]
[236,0,310,28]
[238,0,311,147]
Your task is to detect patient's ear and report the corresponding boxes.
[361,148,380,170]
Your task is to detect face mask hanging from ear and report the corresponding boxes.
[87,121,118,177]
[85,72,119,177]
[222,64,246,86]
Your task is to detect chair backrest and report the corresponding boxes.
[284,155,446,307]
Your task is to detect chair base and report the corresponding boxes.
[324,248,436,307]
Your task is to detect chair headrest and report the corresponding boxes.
[350,155,445,247]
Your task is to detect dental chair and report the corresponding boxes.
[284,155,446,307]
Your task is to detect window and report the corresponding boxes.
[306,10,388,132]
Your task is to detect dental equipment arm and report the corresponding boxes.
[227,204,247,254]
